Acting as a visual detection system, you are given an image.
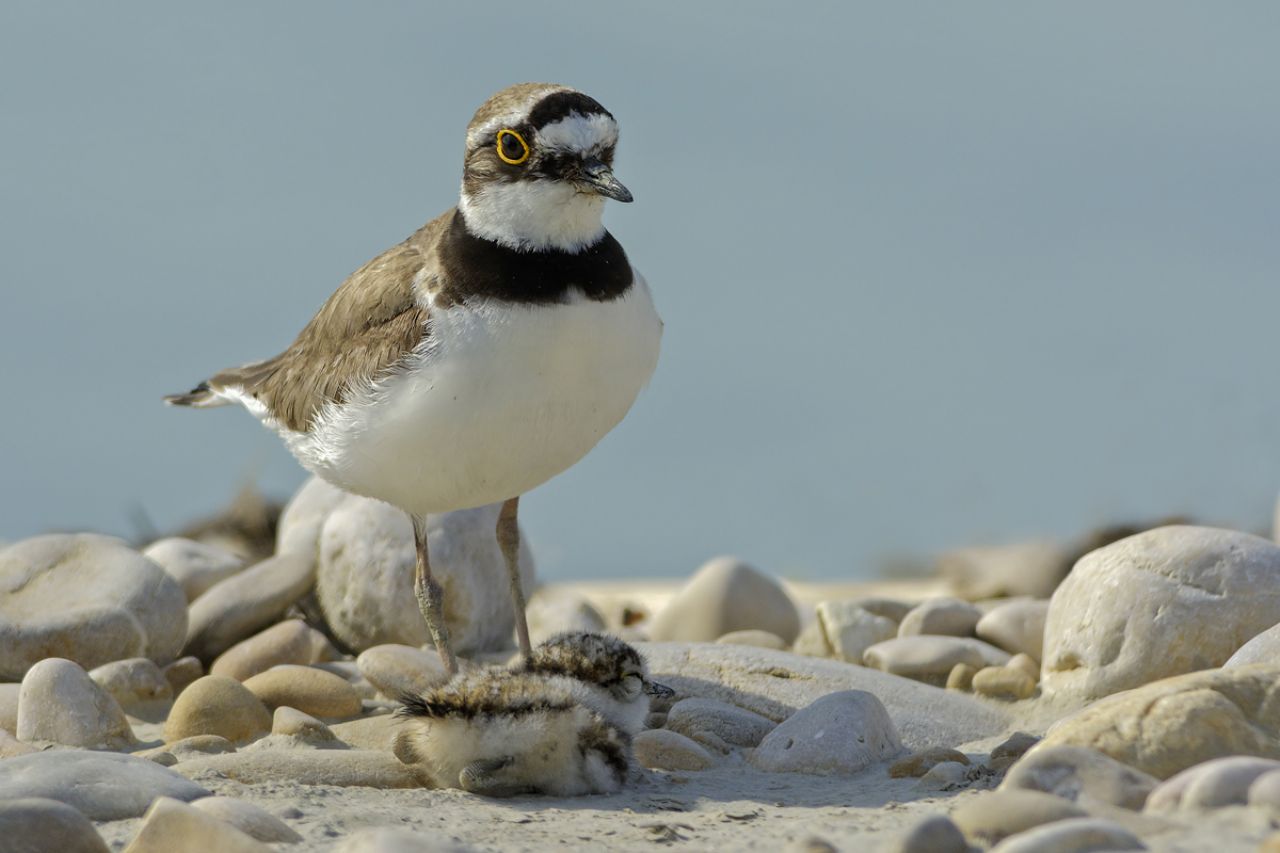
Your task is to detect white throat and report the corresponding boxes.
[459,182,606,254]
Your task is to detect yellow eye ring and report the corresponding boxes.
[496,129,530,165]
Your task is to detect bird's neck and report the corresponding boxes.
[458,181,606,254]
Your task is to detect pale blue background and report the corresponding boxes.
[2,3,1278,580]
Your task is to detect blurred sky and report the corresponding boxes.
[2,3,1279,581]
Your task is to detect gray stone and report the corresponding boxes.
[17,657,136,749]
[863,635,1011,684]
[1040,664,1280,779]
[938,540,1069,600]
[1002,744,1158,810]
[210,619,334,682]
[89,657,172,710]
[977,599,1050,660]
[0,533,187,679]
[639,642,1007,751]
[665,697,776,748]
[886,815,967,853]
[846,597,913,624]
[918,760,969,790]
[184,553,316,662]
[331,828,474,853]
[162,656,203,695]
[648,556,800,644]
[316,498,534,654]
[190,796,304,843]
[0,798,109,853]
[1043,526,1280,701]
[524,587,606,646]
[813,600,897,663]
[989,817,1144,853]
[897,597,983,637]
[357,644,452,698]
[124,796,271,853]
[952,789,1088,845]
[633,729,715,771]
[750,690,901,774]
[1145,755,1280,811]
[1248,768,1280,808]
[1226,622,1280,668]
[0,751,210,820]
[173,749,419,787]
[142,537,245,602]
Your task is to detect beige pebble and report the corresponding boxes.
[889,746,971,778]
[715,629,787,650]
[972,666,1036,700]
[123,796,270,853]
[356,644,449,698]
[164,675,271,745]
[189,796,303,844]
[243,665,362,719]
[951,789,1087,845]
[1007,653,1040,681]
[633,729,715,771]
[89,658,172,710]
[162,657,203,696]
[947,663,977,691]
[0,683,19,733]
[18,658,137,749]
[211,620,333,682]
[271,706,339,745]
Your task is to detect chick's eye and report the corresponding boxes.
[496,129,530,165]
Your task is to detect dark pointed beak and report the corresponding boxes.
[644,679,674,698]
[578,156,633,203]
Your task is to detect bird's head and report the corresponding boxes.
[459,83,631,254]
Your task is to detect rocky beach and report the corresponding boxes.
[3,477,1280,852]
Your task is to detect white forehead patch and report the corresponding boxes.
[536,112,618,154]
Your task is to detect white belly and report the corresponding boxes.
[285,274,661,515]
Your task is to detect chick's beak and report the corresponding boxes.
[644,679,674,698]
[578,156,633,203]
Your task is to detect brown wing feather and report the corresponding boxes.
[170,217,446,432]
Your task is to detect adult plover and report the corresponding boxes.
[166,84,662,675]
[393,631,670,796]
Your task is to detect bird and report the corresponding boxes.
[392,631,671,796]
[165,84,662,676]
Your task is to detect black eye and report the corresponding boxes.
[496,129,530,165]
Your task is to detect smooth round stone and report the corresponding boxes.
[665,697,776,748]
[1249,769,1280,808]
[632,729,714,771]
[184,553,316,662]
[863,636,1011,684]
[897,597,983,638]
[162,735,237,761]
[190,796,303,844]
[790,620,832,658]
[142,537,245,602]
[1007,653,1040,681]
[329,715,401,752]
[89,657,172,710]
[648,556,800,644]
[332,828,474,853]
[976,599,1050,660]
[886,815,967,853]
[991,732,1041,765]
[716,629,787,650]
[162,657,204,695]
[972,666,1037,701]
[946,663,977,691]
[1146,755,1280,811]
[846,597,913,624]
[1042,526,1280,701]
[938,540,1068,601]
[951,789,1088,845]
[164,675,272,745]
[243,665,362,719]
[525,587,606,646]
[269,706,340,746]
[0,797,110,853]
[17,658,136,749]
[988,817,1144,853]
[1226,622,1280,668]
[0,533,187,679]
[357,644,450,698]
[275,476,349,560]
[210,619,333,682]
[918,760,968,790]
[1040,664,1280,779]
[814,601,897,663]
[316,498,535,654]
[0,751,210,820]
[125,796,271,853]
[750,690,902,775]
[0,682,20,732]
[889,747,971,778]
[785,837,837,853]
[1002,744,1157,809]
[171,749,418,788]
